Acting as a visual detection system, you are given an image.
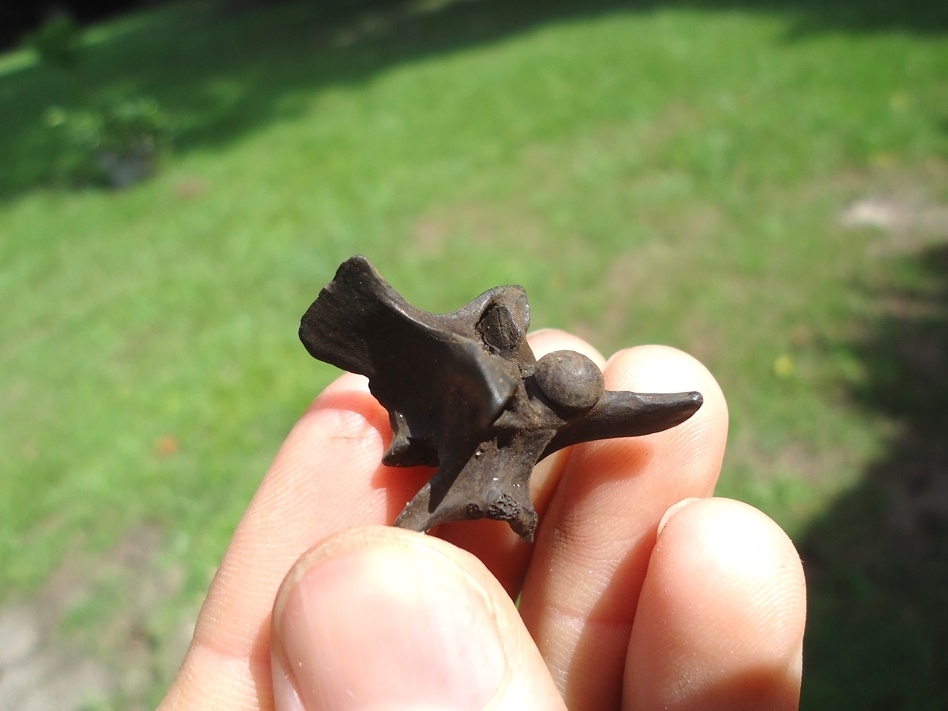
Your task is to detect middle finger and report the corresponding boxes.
[519,345,728,710]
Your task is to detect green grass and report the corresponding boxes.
[1,0,947,707]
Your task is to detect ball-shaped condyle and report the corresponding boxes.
[534,350,604,412]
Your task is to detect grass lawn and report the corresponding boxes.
[1,0,946,707]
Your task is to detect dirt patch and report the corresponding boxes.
[0,526,195,710]
[835,180,948,538]
[841,196,948,256]
[0,602,112,711]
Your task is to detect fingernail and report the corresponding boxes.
[657,497,700,535]
[273,541,507,711]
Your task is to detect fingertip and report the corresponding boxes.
[604,345,727,428]
[528,328,607,370]
[318,371,370,396]
[628,497,806,711]
[655,498,806,632]
[604,345,728,493]
[271,528,507,710]
[271,528,566,711]
[301,371,380,425]
[656,497,700,535]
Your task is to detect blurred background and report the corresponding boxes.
[0,0,946,708]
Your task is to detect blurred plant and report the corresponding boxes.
[94,94,173,188]
[27,12,84,70]
[30,12,173,188]
[43,95,174,188]
[95,94,173,156]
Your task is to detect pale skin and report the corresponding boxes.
[160,330,806,711]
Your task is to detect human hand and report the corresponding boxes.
[160,330,806,711]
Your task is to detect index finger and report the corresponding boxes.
[161,373,427,709]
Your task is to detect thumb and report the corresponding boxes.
[271,526,565,711]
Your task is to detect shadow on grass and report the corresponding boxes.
[0,0,945,198]
[799,243,948,709]
[677,0,948,37]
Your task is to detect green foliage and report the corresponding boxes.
[41,95,173,186]
[23,12,173,188]
[27,13,84,70]
[94,94,173,156]
[40,104,103,184]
